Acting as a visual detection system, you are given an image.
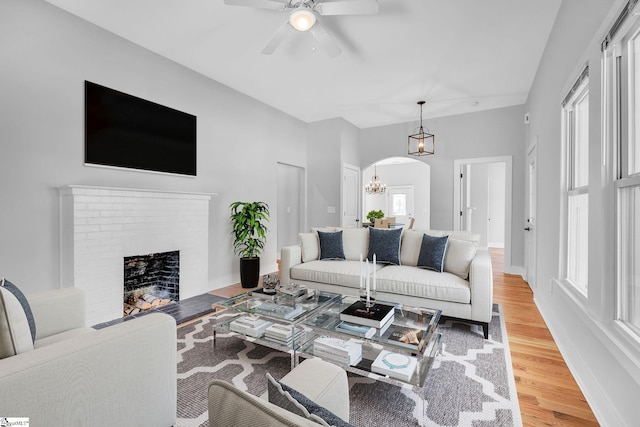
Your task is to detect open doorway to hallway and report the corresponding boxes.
[453,156,513,270]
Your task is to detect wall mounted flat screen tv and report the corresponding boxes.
[85,81,197,176]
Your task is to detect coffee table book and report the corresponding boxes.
[340,300,395,328]
[254,301,304,320]
[229,316,273,338]
[371,350,418,382]
[313,336,362,366]
[335,321,376,339]
[381,325,426,350]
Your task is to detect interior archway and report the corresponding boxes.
[362,157,430,229]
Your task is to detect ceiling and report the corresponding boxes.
[44,0,562,129]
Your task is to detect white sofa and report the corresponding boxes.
[0,287,177,426]
[280,228,493,338]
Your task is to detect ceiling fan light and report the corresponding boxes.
[289,9,316,31]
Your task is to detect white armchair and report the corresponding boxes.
[0,287,177,426]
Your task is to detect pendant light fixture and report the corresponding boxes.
[408,100,435,156]
[365,163,386,195]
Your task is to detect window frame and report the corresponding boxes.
[561,72,590,296]
[605,10,640,339]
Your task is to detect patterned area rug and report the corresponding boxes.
[176,304,521,427]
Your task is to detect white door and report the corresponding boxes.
[387,186,414,228]
[342,164,360,227]
[460,164,472,231]
[524,145,537,289]
[277,163,305,254]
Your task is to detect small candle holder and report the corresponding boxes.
[360,288,376,309]
[262,274,279,294]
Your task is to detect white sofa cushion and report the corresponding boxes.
[291,260,383,288]
[444,238,479,279]
[375,266,471,304]
[0,283,35,359]
[339,227,369,261]
[299,233,319,263]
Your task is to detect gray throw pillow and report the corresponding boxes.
[417,234,449,272]
[367,227,402,265]
[318,230,345,260]
[1,278,36,342]
[266,373,353,427]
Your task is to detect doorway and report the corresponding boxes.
[524,144,537,289]
[342,163,360,227]
[277,162,305,254]
[453,156,512,269]
[387,186,415,227]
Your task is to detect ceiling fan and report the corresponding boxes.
[223,0,379,57]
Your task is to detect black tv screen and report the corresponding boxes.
[85,81,197,176]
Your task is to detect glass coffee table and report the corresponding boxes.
[214,290,441,387]
[212,289,341,368]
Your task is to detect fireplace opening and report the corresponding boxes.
[123,251,179,317]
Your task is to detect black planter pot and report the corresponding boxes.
[240,257,260,288]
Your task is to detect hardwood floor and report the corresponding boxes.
[490,248,599,426]
[210,250,599,426]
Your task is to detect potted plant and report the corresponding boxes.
[230,201,270,288]
[366,209,385,223]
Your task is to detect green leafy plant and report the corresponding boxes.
[229,201,270,258]
[366,209,385,222]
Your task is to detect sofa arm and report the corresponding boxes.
[469,249,494,324]
[280,245,302,286]
[208,380,321,427]
[279,358,349,422]
[0,313,177,427]
[28,287,86,340]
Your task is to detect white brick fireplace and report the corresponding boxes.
[59,185,212,325]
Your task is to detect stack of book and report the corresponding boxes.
[340,300,395,328]
[335,321,376,339]
[264,324,305,346]
[371,350,418,382]
[229,316,273,338]
[313,336,362,366]
[254,301,304,320]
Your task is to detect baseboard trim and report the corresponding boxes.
[535,290,630,427]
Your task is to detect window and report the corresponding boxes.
[562,70,589,295]
[391,194,406,216]
[605,15,640,336]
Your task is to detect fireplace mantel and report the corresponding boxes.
[59,185,212,325]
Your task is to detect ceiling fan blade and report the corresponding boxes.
[224,0,288,10]
[310,21,341,57]
[315,0,379,16]
[261,20,294,55]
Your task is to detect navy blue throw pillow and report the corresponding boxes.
[1,278,36,343]
[317,230,345,260]
[417,234,449,272]
[277,379,354,427]
[367,227,402,265]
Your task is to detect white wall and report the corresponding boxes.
[307,118,360,228]
[0,0,307,293]
[525,0,640,425]
[359,105,526,270]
